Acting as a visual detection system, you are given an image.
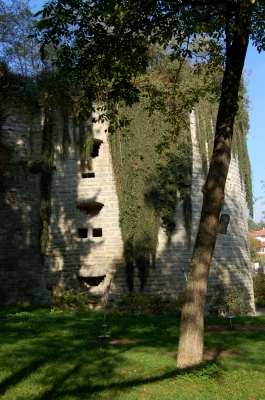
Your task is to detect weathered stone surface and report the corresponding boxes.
[0,108,255,311]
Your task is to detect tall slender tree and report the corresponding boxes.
[35,0,265,368]
[0,0,41,75]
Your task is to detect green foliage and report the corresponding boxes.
[121,293,185,315]
[233,83,253,217]
[0,0,41,76]
[253,272,265,305]
[39,107,54,257]
[208,284,252,317]
[109,55,252,291]
[0,62,40,117]
[249,236,261,261]
[1,307,265,399]
[0,62,41,186]
[35,0,265,110]
[61,109,71,159]
[0,107,12,186]
[194,100,217,176]
[121,293,151,314]
[109,60,192,290]
[194,77,253,216]
[52,289,94,312]
[248,218,265,231]
[257,254,265,267]
[78,115,93,172]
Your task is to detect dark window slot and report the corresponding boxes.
[82,172,95,178]
[91,143,100,158]
[77,201,104,215]
[92,228,102,237]
[78,228,88,238]
[91,139,103,158]
[78,275,106,286]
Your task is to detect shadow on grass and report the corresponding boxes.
[37,363,221,400]
[0,359,43,396]
[0,308,265,398]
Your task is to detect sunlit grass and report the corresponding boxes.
[0,307,264,399]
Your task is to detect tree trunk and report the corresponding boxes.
[177,5,250,369]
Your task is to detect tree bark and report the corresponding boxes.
[177,4,250,369]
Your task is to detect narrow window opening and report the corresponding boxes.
[77,201,104,215]
[93,228,102,237]
[82,172,95,178]
[78,228,88,238]
[91,139,103,158]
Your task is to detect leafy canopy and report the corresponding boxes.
[0,0,41,76]
[35,0,265,110]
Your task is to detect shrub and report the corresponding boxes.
[52,289,95,312]
[121,293,184,315]
[253,271,265,305]
[208,284,252,316]
[121,293,150,314]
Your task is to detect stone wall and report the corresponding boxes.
[0,108,255,310]
[0,109,49,304]
[44,111,124,303]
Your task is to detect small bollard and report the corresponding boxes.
[225,305,235,329]
[98,279,112,341]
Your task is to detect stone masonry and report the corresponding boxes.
[0,108,255,310]
[0,109,49,304]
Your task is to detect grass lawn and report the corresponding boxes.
[0,307,265,399]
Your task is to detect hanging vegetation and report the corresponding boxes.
[39,107,54,257]
[233,82,253,217]
[0,46,253,284]
[109,56,252,291]
[109,59,193,291]
[78,115,94,172]
[62,109,72,159]
[194,76,253,216]
[0,62,41,184]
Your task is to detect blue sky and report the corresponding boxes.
[30,0,264,222]
[244,46,265,222]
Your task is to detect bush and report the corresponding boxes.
[121,293,150,314]
[208,284,252,316]
[253,271,265,305]
[51,289,95,312]
[121,293,184,315]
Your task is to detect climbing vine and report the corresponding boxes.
[233,83,253,216]
[62,109,72,159]
[78,115,94,172]
[194,76,253,216]
[39,107,54,257]
[109,59,193,291]
[1,51,253,284]
[109,57,252,291]
[0,62,40,184]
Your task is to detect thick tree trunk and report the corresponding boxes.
[177,6,250,369]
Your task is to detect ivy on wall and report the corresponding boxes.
[109,59,252,291]
[78,115,94,172]
[62,109,72,159]
[194,77,253,216]
[0,62,40,184]
[109,60,193,291]
[0,56,253,285]
[40,107,54,257]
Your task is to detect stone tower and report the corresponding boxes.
[0,108,255,310]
